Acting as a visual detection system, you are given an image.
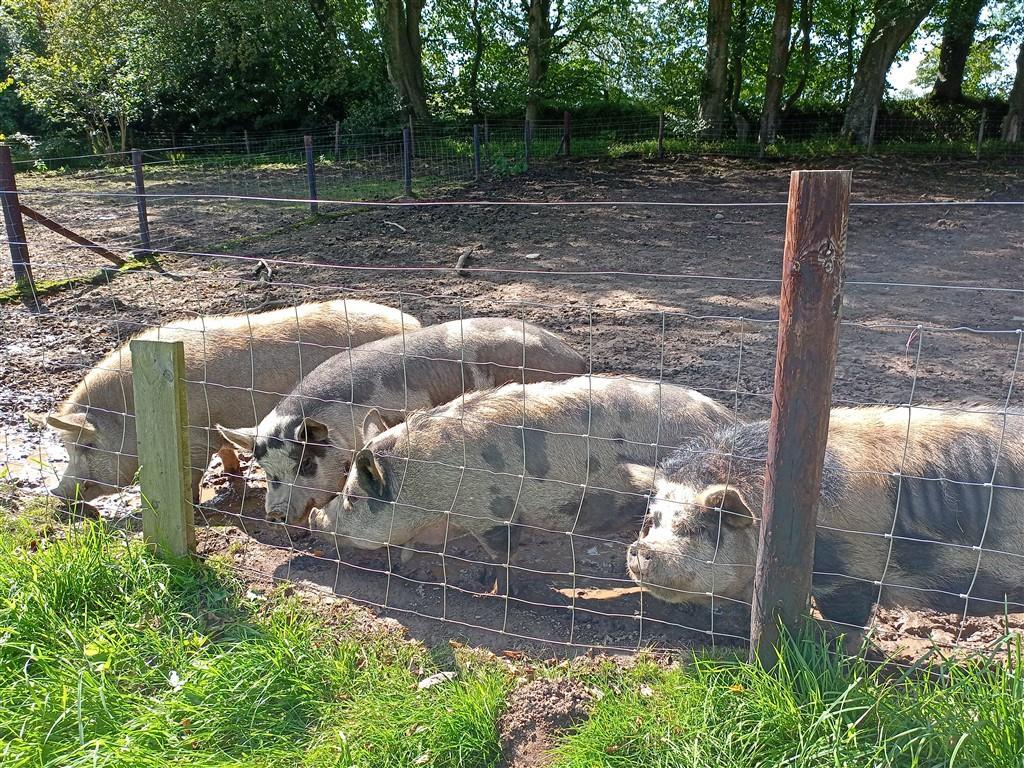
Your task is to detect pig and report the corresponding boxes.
[624,406,1024,634]
[216,317,587,525]
[311,374,736,589]
[27,300,421,504]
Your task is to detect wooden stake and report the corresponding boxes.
[657,113,665,160]
[19,205,125,267]
[304,135,318,215]
[749,169,851,668]
[131,148,152,253]
[403,127,413,197]
[131,339,195,558]
[0,144,32,285]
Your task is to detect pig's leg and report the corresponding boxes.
[217,446,242,480]
[475,524,522,597]
[814,579,876,655]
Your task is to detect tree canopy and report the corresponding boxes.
[0,0,1021,150]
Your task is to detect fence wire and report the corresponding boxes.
[2,152,1023,662]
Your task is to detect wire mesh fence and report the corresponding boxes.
[2,146,1023,662]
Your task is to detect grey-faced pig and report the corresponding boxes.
[624,406,1024,632]
[217,317,587,524]
[311,375,736,582]
[28,300,421,503]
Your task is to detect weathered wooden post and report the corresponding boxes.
[131,339,195,558]
[657,113,665,160]
[130,148,152,253]
[749,169,851,669]
[334,120,341,160]
[0,144,32,286]
[563,110,572,157]
[976,107,987,161]
[244,129,251,156]
[403,126,413,197]
[408,114,415,158]
[473,124,481,181]
[524,119,531,170]
[867,104,878,151]
[304,135,318,215]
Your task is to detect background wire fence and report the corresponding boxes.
[2,150,1023,660]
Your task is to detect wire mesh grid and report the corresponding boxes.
[3,156,1024,660]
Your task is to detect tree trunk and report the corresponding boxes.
[931,0,986,102]
[1003,43,1024,142]
[842,0,936,144]
[525,0,552,125]
[728,0,749,114]
[376,0,429,119]
[468,0,484,118]
[783,0,814,113]
[758,0,794,147]
[844,0,857,102]
[698,0,731,138]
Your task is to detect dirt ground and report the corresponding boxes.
[2,154,1023,664]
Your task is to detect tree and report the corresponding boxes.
[783,0,815,112]
[376,0,430,119]
[758,0,794,147]
[842,0,937,144]
[931,0,988,102]
[698,0,731,137]
[1004,42,1024,141]
[525,0,553,124]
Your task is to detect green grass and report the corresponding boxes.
[1,499,1021,767]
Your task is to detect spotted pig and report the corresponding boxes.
[28,300,420,503]
[311,375,736,587]
[217,317,587,524]
[625,406,1024,632]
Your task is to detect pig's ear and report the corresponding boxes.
[298,417,330,447]
[620,462,657,492]
[354,448,387,498]
[700,484,754,527]
[44,412,97,437]
[361,409,388,444]
[217,424,257,452]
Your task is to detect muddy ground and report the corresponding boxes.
[2,154,1023,664]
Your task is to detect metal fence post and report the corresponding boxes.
[749,169,852,669]
[563,110,572,157]
[976,107,987,161]
[304,135,318,215]
[408,114,415,158]
[130,148,152,253]
[473,124,481,180]
[131,339,195,558]
[657,113,665,160]
[0,144,32,286]
[403,126,413,196]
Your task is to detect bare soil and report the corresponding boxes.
[498,678,593,768]
[3,154,1023,665]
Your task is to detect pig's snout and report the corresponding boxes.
[627,541,653,577]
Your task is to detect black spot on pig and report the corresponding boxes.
[489,495,518,522]
[523,428,551,477]
[482,444,508,472]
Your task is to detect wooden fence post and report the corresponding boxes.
[131,339,194,558]
[244,129,251,156]
[657,113,665,160]
[524,119,531,170]
[867,104,878,151]
[563,110,572,157]
[0,144,32,286]
[304,135,318,215]
[473,124,481,181]
[976,107,987,161]
[403,126,413,197]
[131,149,152,253]
[334,120,341,160]
[749,169,851,669]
